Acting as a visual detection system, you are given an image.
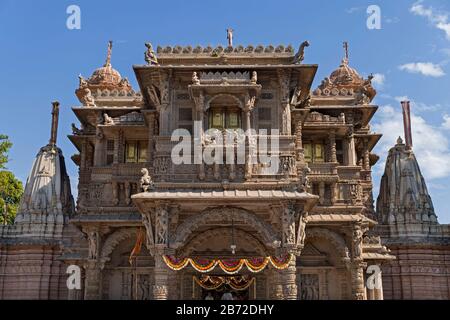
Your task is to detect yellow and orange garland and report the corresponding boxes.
[163,254,293,275]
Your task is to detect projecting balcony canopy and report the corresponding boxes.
[133,64,318,109]
[132,189,319,211]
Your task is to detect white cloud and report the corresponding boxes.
[442,114,450,130]
[371,73,385,88]
[410,1,450,39]
[393,96,443,112]
[373,105,450,180]
[398,62,445,77]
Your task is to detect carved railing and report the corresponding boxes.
[152,134,298,182]
[308,163,337,176]
[337,166,361,181]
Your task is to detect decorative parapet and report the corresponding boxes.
[156,44,294,56]
[306,111,346,124]
[200,71,250,81]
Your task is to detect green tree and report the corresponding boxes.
[0,135,12,169]
[0,171,23,225]
[0,134,24,225]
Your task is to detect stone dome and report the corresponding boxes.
[89,64,122,86]
[328,59,365,87]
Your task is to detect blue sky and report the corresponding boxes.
[1,0,450,222]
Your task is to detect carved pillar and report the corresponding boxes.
[363,138,370,171]
[281,259,298,300]
[84,226,103,300]
[347,131,356,166]
[113,131,120,164]
[158,72,172,136]
[81,140,87,169]
[147,113,155,165]
[244,95,256,179]
[153,253,169,300]
[193,93,205,180]
[350,261,366,300]
[270,269,284,300]
[117,129,124,164]
[84,261,103,300]
[278,70,291,135]
[112,181,119,205]
[329,131,337,163]
[94,127,105,166]
[350,223,366,300]
[295,121,304,162]
[331,182,337,205]
[125,182,131,205]
[319,182,325,205]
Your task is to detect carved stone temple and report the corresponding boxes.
[1,41,449,300]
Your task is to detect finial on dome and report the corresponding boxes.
[343,41,349,65]
[227,28,234,47]
[104,40,113,67]
[49,101,60,147]
[397,136,403,145]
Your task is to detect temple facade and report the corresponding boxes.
[0,39,449,300]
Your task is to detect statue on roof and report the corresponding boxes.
[80,88,96,107]
[227,28,234,47]
[145,43,159,65]
[293,41,310,64]
[78,74,88,88]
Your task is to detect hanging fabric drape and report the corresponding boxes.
[194,275,255,291]
[163,254,293,275]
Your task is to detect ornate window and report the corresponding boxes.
[208,107,242,130]
[304,142,325,163]
[125,141,147,163]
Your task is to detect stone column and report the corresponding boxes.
[363,138,370,171]
[81,140,87,169]
[329,131,337,163]
[147,113,155,165]
[295,121,304,162]
[350,261,366,300]
[347,132,356,166]
[277,70,291,135]
[193,93,205,180]
[84,261,102,300]
[113,131,120,165]
[153,253,169,300]
[94,127,105,166]
[244,96,256,179]
[319,182,325,205]
[270,269,284,300]
[331,182,337,205]
[281,259,298,300]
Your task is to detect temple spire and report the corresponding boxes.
[343,41,349,64]
[49,101,60,147]
[104,40,113,67]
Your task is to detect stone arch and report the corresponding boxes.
[100,228,137,262]
[305,227,349,259]
[206,94,243,110]
[179,227,269,257]
[171,206,279,248]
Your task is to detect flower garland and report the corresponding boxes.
[163,254,294,274]
[194,275,255,291]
